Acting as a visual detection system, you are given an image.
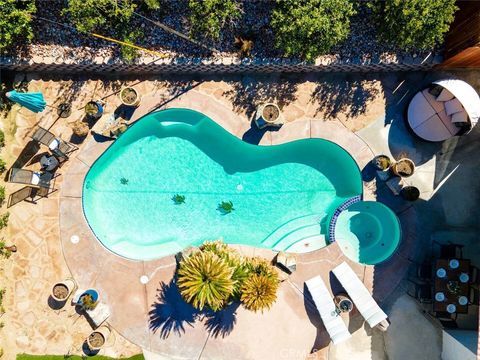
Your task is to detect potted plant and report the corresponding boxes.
[86,325,110,351]
[400,186,420,201]
[372,155,391,171]
[260,103,281,124]
[84,100,104,119]
[392,158,415,178]
[78,289,99,310]
[120,87,141,107]
[51,279,76,302]
[71,120,90,138]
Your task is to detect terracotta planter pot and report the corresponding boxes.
[51,279,76,302]
[260,103,281,124]
[86,326,110,351]
[372,155,391,171]
[392,158,415,178]
[120,87,141,107]
[85,100,104,119]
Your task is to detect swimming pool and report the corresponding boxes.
[83,108,365,261]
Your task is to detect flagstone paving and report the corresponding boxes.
[0,72,422,359]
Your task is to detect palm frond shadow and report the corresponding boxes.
[148,278,239,339]
[149,279,199,339]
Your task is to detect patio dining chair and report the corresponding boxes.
[434,311,458,329]
[469,265,478,286]
[433,241,464,259]
[468,287,479,305]
[406,280,433,304]
[8,168,53,189]
[409,261,433,284]
[30,126,78,161]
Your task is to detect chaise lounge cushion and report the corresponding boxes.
[445,98,464,116]
[451,111,469,125]
[422,89,445,114]
[436,88,455,102]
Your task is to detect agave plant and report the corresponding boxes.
[240,273,279,312]
[172,194,186,204]
[218,201,234,214]
[200,240,248,298]
[177,251,235,311]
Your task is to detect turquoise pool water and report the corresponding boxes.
[334,201,401,265]
[83,108,363,260]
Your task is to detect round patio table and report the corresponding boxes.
[40,155,59,171]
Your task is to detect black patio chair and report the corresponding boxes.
[468,287,479,305]
[433,240,464,259]
[406,280,433,304]
[469,265,479,286]
[434,311,458,329]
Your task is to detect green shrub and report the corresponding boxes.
[0,130,5,148]
[0,0,36,54]
[178,240,280,312]
[368,0,458,50]
[0,213,9,230]
[0,186,5,206]
[271,0,356,61]
[63,0,144,62]
[188,0,242,40]
[177,250,234,311]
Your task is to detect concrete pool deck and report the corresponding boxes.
[58,88,413,359]
[6,70,474,359]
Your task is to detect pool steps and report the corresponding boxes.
[261,214,327,252]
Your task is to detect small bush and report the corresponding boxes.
[0,0,36,54]
[368,0,458,50]
[240,272,279,312]
[0,130,5,148]
[0,160,6,175]
[0,213,9,230]
[71,120,89,137]
[177,250,234,311]
[0,186,5,206]
[271,0,356,61]
[188,0,242,41]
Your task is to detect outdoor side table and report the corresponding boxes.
[434,258,470,314]
[40,155,59,171]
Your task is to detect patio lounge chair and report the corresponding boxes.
[332,262,389,330]
[305,275,351,345]
[31,126,77,161]
[8,168,52,189]
[7,186,49,207]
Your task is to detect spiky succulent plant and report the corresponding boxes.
[240,272,279,312]
[177,251,235,311]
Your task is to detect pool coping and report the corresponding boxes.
[59,90,382,359]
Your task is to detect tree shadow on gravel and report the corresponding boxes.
[224,75,299,119]
[149,278,239,339]
[311,73,380,119]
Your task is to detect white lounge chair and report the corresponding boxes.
[305,276,351,345]
[332,262,388,329]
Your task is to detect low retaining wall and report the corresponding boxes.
[0,53,442,74]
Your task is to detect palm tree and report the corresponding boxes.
[240,272,279,312]
[177,251,235,311]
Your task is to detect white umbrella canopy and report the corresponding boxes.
[433,79,480,124]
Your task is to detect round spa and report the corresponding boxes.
[333,201,401,265]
